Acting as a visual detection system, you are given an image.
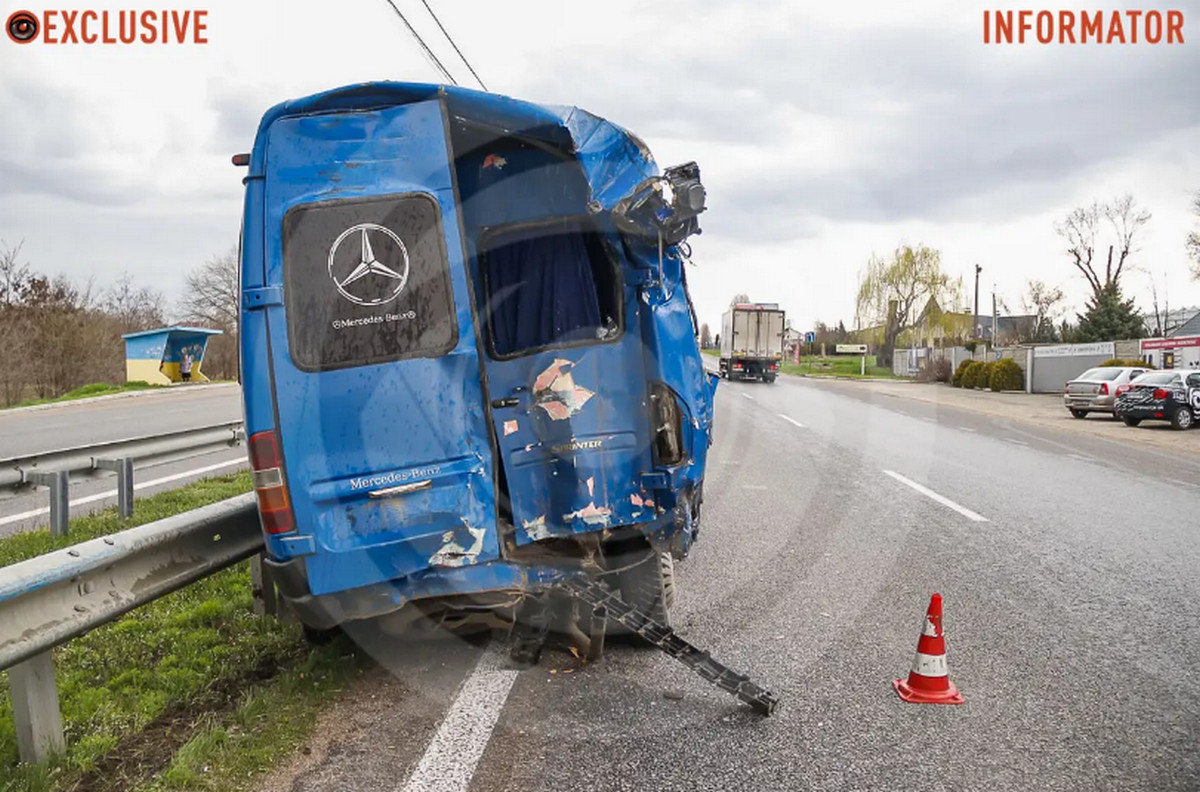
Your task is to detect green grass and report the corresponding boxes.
[0,470,369,792]
[781,355,904,379]
[0,472,253,568]
[5,382,166,411]
[701,348,719,357]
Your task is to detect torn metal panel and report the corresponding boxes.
[562,501,613,527]
[428,522,487,568]
[532,359,594,421]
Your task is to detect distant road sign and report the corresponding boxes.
[835,343,868,354]
[804,331,815,343]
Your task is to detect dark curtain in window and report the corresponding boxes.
[485,231,603,356]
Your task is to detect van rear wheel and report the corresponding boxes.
[606,538,674,637]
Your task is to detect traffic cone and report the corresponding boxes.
[893,593,964,705]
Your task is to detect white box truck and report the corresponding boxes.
[719,303,786,383]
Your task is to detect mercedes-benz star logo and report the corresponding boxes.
[327,223,410,306]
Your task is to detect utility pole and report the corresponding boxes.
[992,286,999,354]
[973,264,982,339]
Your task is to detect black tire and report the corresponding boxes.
[764,375,776,383]
[1069,409,1088,419]
[1170,407,1194,431]
[301,624,341,645]
[1122,416,1142,427]
[608,539,673,636]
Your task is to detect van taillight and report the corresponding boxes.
[650,383,685,467]
[1098,382,1109,395]
[248,431,294,535]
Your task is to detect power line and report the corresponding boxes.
[417,0,488,91]
[380,0,458,86]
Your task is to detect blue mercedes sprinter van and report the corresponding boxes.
[236,82,716,636]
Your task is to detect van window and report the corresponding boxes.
[282,193,457,372]
[480,219,620,358]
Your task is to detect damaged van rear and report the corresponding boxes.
[236,82,716,639]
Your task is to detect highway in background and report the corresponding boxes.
[0,385,245,535]
[260,374,1200,792]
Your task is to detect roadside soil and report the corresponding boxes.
[799,376,1200,460]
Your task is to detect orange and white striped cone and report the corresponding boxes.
[893,593,964,705]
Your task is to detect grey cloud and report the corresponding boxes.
[521,20,1200,238]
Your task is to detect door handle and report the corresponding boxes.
[491,397,520,409]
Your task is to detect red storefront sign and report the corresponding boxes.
[1141,336,1200,351]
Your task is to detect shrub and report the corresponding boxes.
[959,360,983,389]
[978,361,995,390]
[1099,358,1156,369]
[951,359,973,388]
[989,358,1024,391]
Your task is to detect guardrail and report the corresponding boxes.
[0,494,264,763]
[0,422,246,535]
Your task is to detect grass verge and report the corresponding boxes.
[781,355,903,379]
[5,382,166,411]
[0,470,369,792]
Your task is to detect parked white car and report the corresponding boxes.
[1063,366,1152,418]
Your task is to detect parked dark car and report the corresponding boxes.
[1114,370,1200,430]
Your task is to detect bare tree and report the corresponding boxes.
[699,322,712,348]
[1056,194,1151,300]
[1188,190,1200,280]
[180,247,239,380]
[180,247,239,331]
[1020,279,1065,342]
[104,272,166,335]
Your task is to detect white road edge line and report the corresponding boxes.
[883,470,989,523]
[957,426,976,433]
[1005,438,1030,446]
[741,393,755,401]
[400,648,519,792]
[777,414,805,429]
[0,458,246,527]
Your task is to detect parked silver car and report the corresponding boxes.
[1063,366,1151,418]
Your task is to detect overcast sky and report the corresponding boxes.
[2,0,1198,333]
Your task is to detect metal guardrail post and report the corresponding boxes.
[8,651,65,764]
[93,457,134,518]
[25,470,70,537]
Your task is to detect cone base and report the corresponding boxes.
[892,677,964,705]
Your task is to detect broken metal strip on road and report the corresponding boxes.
[557,575,779,716]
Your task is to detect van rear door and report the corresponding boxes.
[475,220,657,545]
[260,98,499,596]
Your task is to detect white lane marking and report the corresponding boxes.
[0,458,246,527]
[1005,438,1029,447]
[1167,478,1200,490]
[741,393,755,401]
[777,414,805,429]
[400,649,519,792]
[883,470,989,523]
[1068,453,1097,463]
[958,426,977,433]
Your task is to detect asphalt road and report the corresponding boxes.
[262,374,1200,792]
[0,385,245,535]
